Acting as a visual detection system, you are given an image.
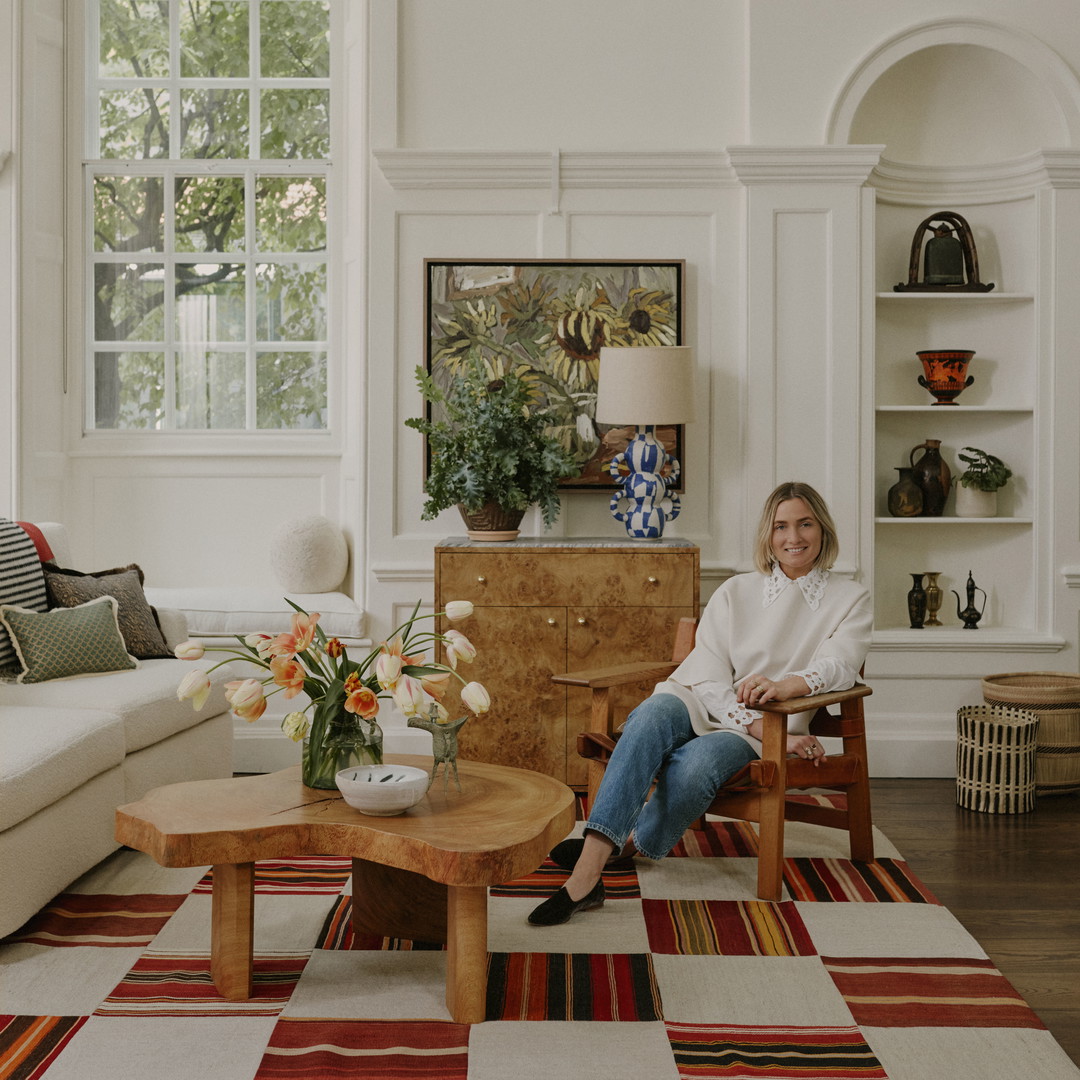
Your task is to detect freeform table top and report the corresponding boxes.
[115,755,576,888]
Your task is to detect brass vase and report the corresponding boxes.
[923,572,943,626]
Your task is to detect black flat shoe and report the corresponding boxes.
[548,838,635,873]
[527,880,605,926]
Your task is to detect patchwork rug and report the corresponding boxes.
[2,807,1078,1080]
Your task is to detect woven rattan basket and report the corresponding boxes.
[956,705,1040,814]
[982,672,1080,796]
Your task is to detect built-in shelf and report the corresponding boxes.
[875,405,1033,413]
[875,292,1034,301]
[874,516,1032,525]
[872,628,1066,651]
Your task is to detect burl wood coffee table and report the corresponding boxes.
[115,754,575,1024]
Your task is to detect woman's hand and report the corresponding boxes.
[788,733,827,766]
[737,673,809,707]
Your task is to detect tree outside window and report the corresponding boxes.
[89,0,332,431]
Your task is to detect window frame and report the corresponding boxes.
[81,0,341,440]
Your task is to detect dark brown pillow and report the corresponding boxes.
[44,564,172,660]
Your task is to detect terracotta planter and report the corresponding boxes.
[917,349,975,405]
[457,502,525,542]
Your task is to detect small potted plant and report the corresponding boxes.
[954,446,1012,517]
[405,355,580,540]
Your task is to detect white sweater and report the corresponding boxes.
[654,566,873,743]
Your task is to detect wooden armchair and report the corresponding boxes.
[551,617,873,902]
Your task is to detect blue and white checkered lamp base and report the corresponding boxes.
[608,425,682,541]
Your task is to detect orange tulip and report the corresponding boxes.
[345,682,380,719]
[270,656,306,700]
[420,669,451,700]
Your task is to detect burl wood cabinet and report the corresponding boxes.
[434,538,700,785]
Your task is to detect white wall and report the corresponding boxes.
[6,0,1080,775]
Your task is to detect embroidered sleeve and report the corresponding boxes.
[785,657,856,696]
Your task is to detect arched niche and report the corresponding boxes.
[828,18,1080,164]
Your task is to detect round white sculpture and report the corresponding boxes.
[269,515,349,593]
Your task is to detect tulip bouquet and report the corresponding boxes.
[175,599,490,789]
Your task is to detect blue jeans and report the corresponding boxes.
[585,693,758,860]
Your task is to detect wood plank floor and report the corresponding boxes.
[870,778,1080,1065]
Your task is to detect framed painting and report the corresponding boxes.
[423,259,685,491]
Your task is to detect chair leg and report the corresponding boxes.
[755,712,788,902]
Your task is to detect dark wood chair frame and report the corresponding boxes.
[552,617,874,902]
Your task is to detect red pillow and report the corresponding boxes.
[16,522,54,563]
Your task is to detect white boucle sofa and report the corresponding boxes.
[0,523,234,939]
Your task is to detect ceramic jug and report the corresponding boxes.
[909,439,951,517]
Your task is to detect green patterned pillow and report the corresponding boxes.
[0,595,137,683]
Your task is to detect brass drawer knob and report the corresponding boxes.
[648,576,659,584]
[547,617,557,626]
[477,576,486,583]
[577,617,587,626]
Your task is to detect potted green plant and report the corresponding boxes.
[954,446,1012,517]
[405,356,580,540]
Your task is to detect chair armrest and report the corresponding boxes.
[552,660,679,690]
[757,682,871,715]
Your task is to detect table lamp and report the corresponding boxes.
[594,345,695,540]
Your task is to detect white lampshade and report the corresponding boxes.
[594,346,696,425]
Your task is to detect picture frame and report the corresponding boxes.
[423,259,685,490]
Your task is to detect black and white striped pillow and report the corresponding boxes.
[0,518,48,672]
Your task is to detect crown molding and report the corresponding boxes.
[726,145,884,184]
[871,150,1080,203]
[372,149,736,190]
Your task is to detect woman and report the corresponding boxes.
[528,481,873,926]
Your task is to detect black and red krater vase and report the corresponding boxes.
[917,349,975,405]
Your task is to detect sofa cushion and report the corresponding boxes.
[0,596,137,683]
[0,658,232,753]
[0,518,49,672]
[0,706,126,830]
[44,564,172,660]
[142,585,365,640]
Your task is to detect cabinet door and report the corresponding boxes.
[564,605,696,786]
[442,606,569,780]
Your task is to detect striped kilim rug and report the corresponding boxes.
[2,807,1078,1080]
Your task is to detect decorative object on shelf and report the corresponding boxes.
[887,467,923,517]
[955,446,1012,518]
[907,573,928,628]
[909,439,951,517]
[334,764,431,817]
[424,259,685,491]
[894,211,994,292]
[917,349,976,406]
[923,572,944,627]
[594,345,696,540]
[174,599,490,790]
[952,570,987,629]
[408,705,469,791]
[406,353,579,540]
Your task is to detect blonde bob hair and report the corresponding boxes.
[752,481,840,575]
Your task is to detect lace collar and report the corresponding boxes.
[763,563,829,611]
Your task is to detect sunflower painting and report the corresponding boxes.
[424,260,684,489]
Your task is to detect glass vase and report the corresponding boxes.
[302,698,383,790]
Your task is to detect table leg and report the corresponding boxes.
[445,885,488,1024]
[210,862,255,1000]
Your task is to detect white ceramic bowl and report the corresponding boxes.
[335,764,430,816]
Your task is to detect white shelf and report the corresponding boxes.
[876,292,1034,301]
[875,405,1033,413]
[871,628,1065,651]
[874,516,1032,525]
